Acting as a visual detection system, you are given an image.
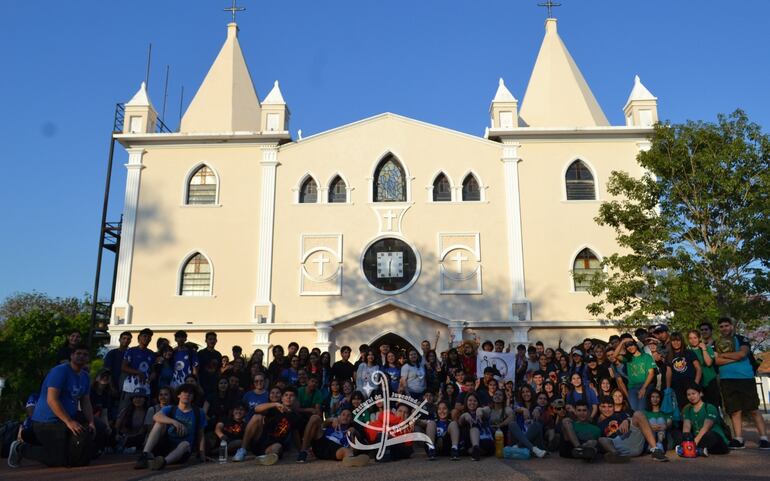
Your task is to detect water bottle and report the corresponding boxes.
[494,428,504,458]
[503,446,531,459]
[218,438,228,464]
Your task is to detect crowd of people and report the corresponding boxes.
[5,316,769,471]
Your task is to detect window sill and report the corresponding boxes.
[175,294,217,298]
[428,200,489,205]
[180,204,222,208]
[293,202,354,206]
[561,200,600,204]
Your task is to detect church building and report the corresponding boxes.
[109,15,659,357]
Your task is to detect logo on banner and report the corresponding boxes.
[347,370,434,459]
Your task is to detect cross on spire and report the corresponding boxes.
[224,0,246,23]
[537,0,561,18]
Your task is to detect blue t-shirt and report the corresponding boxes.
[32,364,90,423]
[718,336,754,379]
[122,346,155,394]
[436,419,450,438]
[171,349,199,388]
[566,388,599,409]
[243,390,269,421]
[161,405,207,446]
[323,425,351,447]
[381,365,401,393]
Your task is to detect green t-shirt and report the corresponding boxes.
[682,402,728,444]
[573,420,601,442]
[623,353,656,388]
[298,387,324,409]
[643,410,672,430]
[689,346,716,387]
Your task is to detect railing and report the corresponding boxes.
[113,103,173,134]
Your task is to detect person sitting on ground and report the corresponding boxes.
[558,400,601,461]
[8,344,102,468]
[295,408,370,466]
[145,387,174,433]
[210,402,247,457]
[506,385,548,458]
[642,388,671,452]
[134,383,206,471]
[457,393,494,461]
[236,387,301,465]
[674,383,730,456]
[430,401,462,459]
[234,386,283,461]
[116,393,149,452]
[596,396,669,463]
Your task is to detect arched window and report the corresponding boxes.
[180,253,211,296]
[432,173,451,202]
[186,165,217,205]
[328,176,347,203]
[565,160,596,200]
[299,177,318,203]
[373,155,406,202]
[461,174,481,201]
[573,248,601,292]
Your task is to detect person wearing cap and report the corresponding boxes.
[584,354,613,394]
[135,383,207,470]
[570,349,586,379]
[653,324,672,360]
[120,328,154,412]
[614,334,656,411]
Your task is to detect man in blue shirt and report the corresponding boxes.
[8,344,96,468]
[714,317,769,450]
[135,383,207,470]
[104,331,132,394]
[171,330,198,388]
[120,328,154,411]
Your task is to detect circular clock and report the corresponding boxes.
[361,237,419,294]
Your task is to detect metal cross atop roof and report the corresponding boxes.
[224,0,246,23]
[537,0,562,18]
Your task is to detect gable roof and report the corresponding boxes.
[180,23,262,133]
[518,19,609,127]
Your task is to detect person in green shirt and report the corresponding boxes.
[297,375,324,419]
[687,330,720,407]
[643,388,672,451]
[559,400,600,460]
[614,335,656,411]
[676,383,729,456]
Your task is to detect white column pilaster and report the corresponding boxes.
[111,148,146,325]
[315,322,333,356]
[501,140,530,320]
[254,144,280,323]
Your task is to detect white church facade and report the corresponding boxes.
[109,17,659,358]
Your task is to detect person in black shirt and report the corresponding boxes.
[54,329,83,365]
[330,345,355,384]
[267,345,287,382]
[197,332,222,390]
[249,388,301,464]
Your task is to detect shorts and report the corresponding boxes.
[252,434,290,456]
[610,425,646,457]
[311,437,344,460]
[720,378,759,414]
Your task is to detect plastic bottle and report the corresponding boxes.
[218,439,228,464]
[503,446,531,459]
[494,428,504,458]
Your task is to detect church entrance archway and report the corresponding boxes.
[370,332,417,357]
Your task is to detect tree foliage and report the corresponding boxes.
[0,292,91,419]
[583,110,770,333]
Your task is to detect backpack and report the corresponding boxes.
[0,421,21,458]
[168,405,202,447]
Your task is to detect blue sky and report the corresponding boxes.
[1,1,768,303]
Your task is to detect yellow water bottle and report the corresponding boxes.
[495,427,504,458]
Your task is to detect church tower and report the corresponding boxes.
[123,82,157,134]
[489,78,518,129]
[623,75,658,127]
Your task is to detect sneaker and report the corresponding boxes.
[450,447,460,461]
[471,445,480,461]
[605,452,630,464]
[697,447,709,457]
[342,454,370,467]
[531,446,548,459]
[427,448,436,460]
[759,439,770,450]
[571,446,596,460]
[134,452,151,470]
[149,456,166,471]
[675,445,684,457]
[728,439,745,450]
[256,453,279,466]
[7,440,22,468]
[650,448,668,462]
[233,447,247,462]
[655,442,665,452]
[296,450,308,463]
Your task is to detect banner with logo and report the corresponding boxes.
[476,351,515,383]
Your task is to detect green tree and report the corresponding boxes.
[0,292,92,419]
[582,110,770,333]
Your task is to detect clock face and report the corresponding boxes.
[362,238,418,293]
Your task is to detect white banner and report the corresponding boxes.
[476,352,515,383]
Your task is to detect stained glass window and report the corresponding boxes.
[328,176,347,203]
[462,174,481,201]
[180,253,211,296]
[566,160,596,200]
[433,173,451,202]
[374,156,406,202]
[186,165,217,205]
[300,177,318,203]
[573,248,601,292]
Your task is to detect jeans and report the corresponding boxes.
[21,421,69,466]
[628,385,648,411]
[507,421,545,451]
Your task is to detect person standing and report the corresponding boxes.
[614,335,656,411]
[8,345,98,468]
[330,345,355,384]
[713,317,769,450]
[54,330,83,365]
[121,328,155,411]
[104,331,132,394]
[171,331,198,388]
